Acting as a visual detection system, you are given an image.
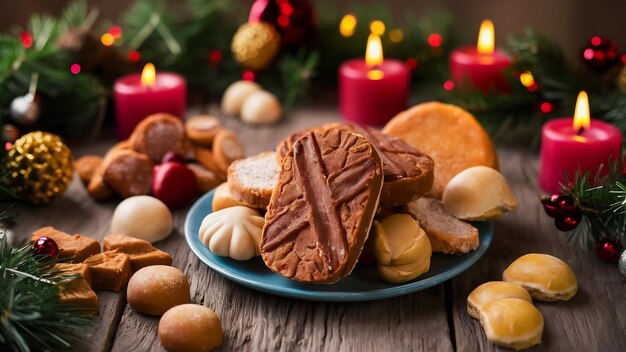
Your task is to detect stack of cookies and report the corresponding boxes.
[76,113,245,208]
[199,102,517,284]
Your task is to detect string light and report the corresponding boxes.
[540,102,553,114]
[405,58,418,70]
[527,82,538,92]
[370,20,385,35]
[109,26,122,38]
[389,29,403,43]
[280,3,293,15]
[70,63,81,74]
[339,14,357,37]
[591,36,602,46]
[242,70,255,81]
[427,33,442,47]
[5,142,13,151]
[20,32,33,48]
[443,80,455,90]
[519,71,535,87]
[209,49,223,63]
[101,33,115,46]
[278,15,290,27]
[128,50,140,62]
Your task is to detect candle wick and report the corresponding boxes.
[577,127,585,135]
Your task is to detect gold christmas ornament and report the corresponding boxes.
[618,64,626,94]
[231,22,280,71]
[7,131,74,205]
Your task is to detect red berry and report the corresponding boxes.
[152,162,198,209]
[556,195,577,216]
[554,211,581,231]
[161,151,185,164]
[595,240,622,262]
[541,194,561,218]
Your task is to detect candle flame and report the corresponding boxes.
[141,63,156,86]
[477,19,495,54]
[339,14,357,37]
[573,90,590,132]
[365,34,383,67]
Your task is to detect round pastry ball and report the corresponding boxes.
[127,265,190,316]
[111,195,173,243]
[503,253,577,301]
[221,80,261,115]
[240,90,282,125]
[159,304,223,352]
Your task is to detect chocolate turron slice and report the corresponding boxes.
[260,128,383,283]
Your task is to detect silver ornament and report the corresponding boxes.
[619,250,626,278]
[10,93,40,126]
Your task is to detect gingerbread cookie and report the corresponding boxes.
[102,149,153,198]
[185,115,222,146]
[382,102,498,199]
[261,129,383,283]
[130,113,186,162]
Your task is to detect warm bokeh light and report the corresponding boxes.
[367,69,384,80]
[339,14,357,37]
[428,33,442,47]
[101,33,115,46]
[70,63,81,74]
[242,70,255,81]
[109,26,122,38]
[20,32,33,48]
[573,91,590,132]
[389,29,403,43]
[520,71,535,87]
[365,34,383,67]
[128,50,140,62]
[370,20,385,35]
[477,19,494,54]
[443,80,455,91]
[141,63,156,86]
[540,101,553,114]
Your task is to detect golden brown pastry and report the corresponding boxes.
[212,182,247,211]
[130,113,187,162]
[212,130,245,174]
[158,304,223,352]
[503,253,577,301]
[479,298,544,350]
[185,115,222,146]
[467,281,532,319]
[227,151,279,209]
[75,155,102,185]
[127,265,190,316]
[382,102,498,199]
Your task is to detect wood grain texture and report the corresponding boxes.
[452,148,626,352]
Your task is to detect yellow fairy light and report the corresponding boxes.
[370,20,385,36]
[519,71,535,87]
[339,14,357,37]
[389,29,403,43]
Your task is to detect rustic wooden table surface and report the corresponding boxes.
[13,104,626,352]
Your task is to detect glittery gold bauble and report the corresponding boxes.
[618,65,626,94]
[7,131,73,205]
[231,22,280,71]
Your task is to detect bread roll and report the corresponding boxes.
[127,265,190,316]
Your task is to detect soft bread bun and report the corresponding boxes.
[479,298,544,350]
[221,80,261,115]
[467,281,532,319]
[382,102,498,198]
[442,166,517,221]
[373,214,432,283]
[503,253,577,302]
[158,304,223,352]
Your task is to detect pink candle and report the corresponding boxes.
[339,33,410,126]
[539,92,622,194]
[114,63,186,139]
[449,20,512,93]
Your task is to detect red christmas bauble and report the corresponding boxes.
[595,239,623,262]
[541,194,561,218]
[581,36,620,72]
[33,236,59,258]
[152,162,198,209]
[248,0,316,48]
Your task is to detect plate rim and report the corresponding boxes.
[184,189,492,302]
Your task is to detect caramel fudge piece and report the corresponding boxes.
[54,263,93,288]
[83,250,132,292]
[32,227,100,263]
[103,234,172,272]
[57,270,99,315]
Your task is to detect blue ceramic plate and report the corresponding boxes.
[185,189,493,302]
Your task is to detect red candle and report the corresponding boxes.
[114,63,186,139]
[539,91,623,194]
[339,33,410,126]
[449,20,512,93]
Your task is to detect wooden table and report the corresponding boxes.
[14,105,626,351]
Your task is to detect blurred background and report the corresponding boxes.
[2,0,625,65]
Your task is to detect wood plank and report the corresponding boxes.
[111,107,453,351]
[452,148,626,352]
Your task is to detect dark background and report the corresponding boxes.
[2,0,625,66]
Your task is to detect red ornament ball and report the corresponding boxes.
[581,36,620,72]
[152,162,198,209]
[33,236,59,258]
[595,239,623,262]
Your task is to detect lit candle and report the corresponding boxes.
[114,63,186,139]
[339,29,410,126]
[449,20,512,93]
[539,91,623,194]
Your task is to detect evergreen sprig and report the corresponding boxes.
[0,235,94,352]
[562,159,626,250]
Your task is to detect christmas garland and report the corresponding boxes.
[541,157,626,263]
[0,233,94,352]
